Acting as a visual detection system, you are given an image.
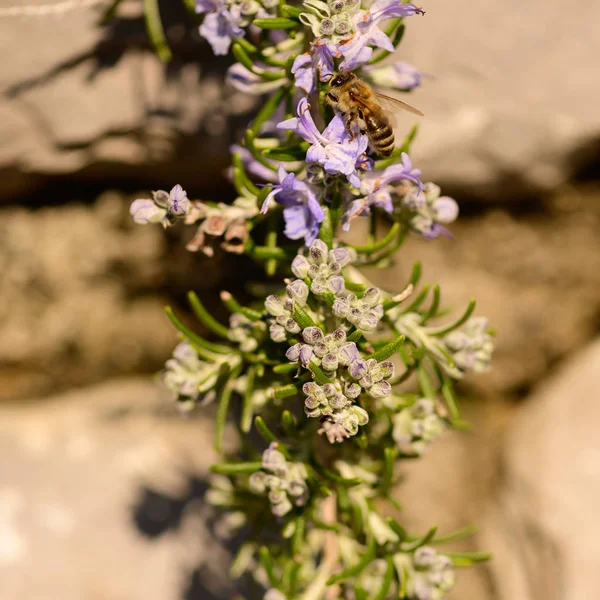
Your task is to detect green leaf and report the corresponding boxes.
[241,366,256,433]
[344,280,367,294]
[215,363,242,453]
[429,300,477,336]
[416,363,437,399]
[263,144,309,161]
[347,329,364,343]
[318,205,334,249]
[440,374,461,420]
[164,306,229,358]
[259,546,280,588]
[309,360,334,385]
[423,284,441,321]
[399,123,420,155]
[251,246,292,260]
[309,458,362,487]
[281,4,305,18]
[97,0,124,25]
[281,410,296,436]
[379,447,397,494]
[386,517,408,541]
[327,537,376,585]
[187,291,230,339]
[253,17,299,29]
[210,461,262,474]
[271,383,301,399]
[351,222,401,254]
[443,551,493,566]
[273,363,298,374]
[373,556,395,600]
[402,284,430,313]
[401,526,438,551]
[432,524,478,545]
[143,0,172,62]
[292,516,305,555]
[254,416,291,458]
[367,335,405,362]
[250,86,289,134]
[232,42,257,73]
[293,304,318,330]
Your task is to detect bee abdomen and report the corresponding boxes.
[364,114,394,156]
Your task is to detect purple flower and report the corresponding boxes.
[340,1,425,70]
[230,145,278,183]
[365,61,431,91]
[402,182,459,239]
[278,98,368,188]
[261,165,325,245]
[291,39,339,95]
[196,0,244,56]
[130,185,190,227]
[226,63,286,95]
[342,153,423,230]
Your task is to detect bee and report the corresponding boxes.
[325,71,424,157]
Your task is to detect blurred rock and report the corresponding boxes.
[481,338,600,600]
[0,1,250,201]
[0,192,177,399]
[0,378,235,600]
[399,0,600,200]
[363,185,600,395]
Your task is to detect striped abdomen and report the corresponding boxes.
[364,110,394,157]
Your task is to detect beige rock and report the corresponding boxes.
[481,338,600,600]
[398,0,599,200]
[0,378,234,600]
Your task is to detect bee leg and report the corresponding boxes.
[345,110,360,140]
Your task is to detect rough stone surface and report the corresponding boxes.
[0,378,234,600]
[0,1,250,201]
[0,192,177,400]
[481,338,600,600]
[398,0,600,200]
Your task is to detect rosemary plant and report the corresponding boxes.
[130,1,495,597]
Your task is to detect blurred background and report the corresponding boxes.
[0,0,599,599]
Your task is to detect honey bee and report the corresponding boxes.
[325,71,424,157]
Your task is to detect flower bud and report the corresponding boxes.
[291,255,310,279]
[303,326,324,344]
[368,380,391,399]
[265,295,286,317]
[330,0,345,13]
[348,358,368,380]
[329,247,355,267]
[379,361,395,379]
[328,275,345,295]
[285,344,302,362]
[285,318,301,334]
[338,342,358,365]
[344,382,362,398]
[332,298,349,318]
[249,471,267,493]
[308,239,328,263]
[322,353,339,372]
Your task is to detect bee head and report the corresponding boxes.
[329,71,355,88]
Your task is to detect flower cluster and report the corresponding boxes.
[333,287,384,331]
[399,546,457,600]
[130,0,496,597]
[392,398,446,455]
[185,197,257,255]
[130,185,189,227]
[249,443,309,516]
[445,317,494,374]
[162,340,217,410]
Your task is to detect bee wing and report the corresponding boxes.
[373,92,424,117]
